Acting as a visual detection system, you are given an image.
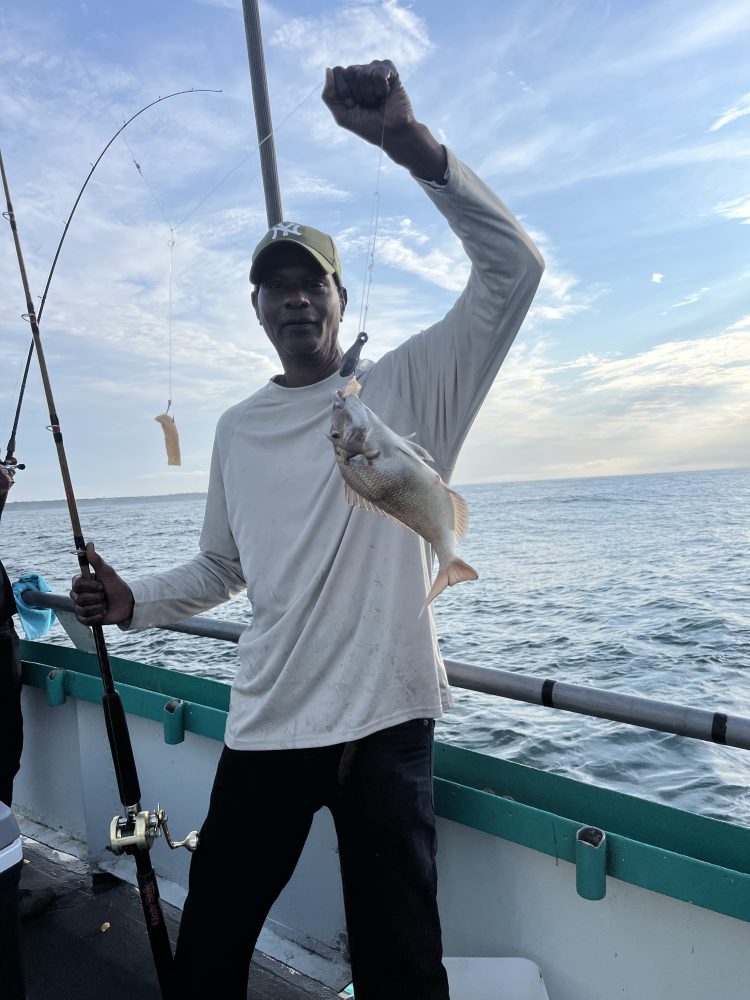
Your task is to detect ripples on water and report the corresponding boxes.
[3,468,749,825]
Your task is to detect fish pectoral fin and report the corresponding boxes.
[425,557,479,607]
[448,488,470,541]
[344,483,403,526]
[395,437,435,464]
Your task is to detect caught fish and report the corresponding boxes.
[329,378,478,605]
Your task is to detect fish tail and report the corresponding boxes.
[424,557,479,608]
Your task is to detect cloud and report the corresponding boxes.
[709,92,750,131]
[283,171,352,202]
[597,2,750,78]
[727,313,750,331]
[652,273,664,283]
[337,218,597,324]
[662,287,710,313]
[477,126,568,178]
[455,318,750,483]
[524,228,602,325]
[577,326,750,396]
[336,217,469,292]
[270,1,433,75]
[714,194,750,224]
[374,236,467,292]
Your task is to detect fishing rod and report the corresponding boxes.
[0,147,201,1000]
[0,88,220,520]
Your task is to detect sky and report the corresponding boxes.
[0,0,748,501]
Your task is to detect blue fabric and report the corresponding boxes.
[11,575,56,640]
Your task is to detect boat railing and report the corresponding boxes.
[23,589,750,753]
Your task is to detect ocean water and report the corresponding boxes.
[3,467,749,825]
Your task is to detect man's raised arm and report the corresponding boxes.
[322,59,447,183]
[323,60,545,476]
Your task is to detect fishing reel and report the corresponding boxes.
[0,457,25,479]
[109,805,199,856]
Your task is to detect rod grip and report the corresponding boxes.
[103,691,142,806]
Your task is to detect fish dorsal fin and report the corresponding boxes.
[396,435,434,464]
[448,487,469,541]
[344,482,403,526]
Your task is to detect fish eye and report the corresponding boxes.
[330,428,340,439]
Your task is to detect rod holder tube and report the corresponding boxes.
[46,668,66,707]
[163,698,186,745]
[575,825,607,901]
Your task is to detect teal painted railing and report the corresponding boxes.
[21,639,750,925]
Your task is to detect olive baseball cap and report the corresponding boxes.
[250,222,343,286]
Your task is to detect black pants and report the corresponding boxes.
[0,620,23,808]
[174,718,450,1000]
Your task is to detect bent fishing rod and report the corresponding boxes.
[0,88,219,522]
[1,148,199,1000]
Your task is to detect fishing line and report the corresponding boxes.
[221,89,255,157]
[219,89,265,219]
[125,157,180,454]
[357,117,388,337]
[119,148,182,461]
[129,147,174,232]
[167,229,175,413]
[153,229,181,466]
[173,79,320,230]
[74,64,183,454]
[0,355,28,445]
[71,52,178,237]
[339,119,388,379]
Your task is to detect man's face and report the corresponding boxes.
[251,244,347,370]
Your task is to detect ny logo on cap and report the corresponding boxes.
[270,222,302,240]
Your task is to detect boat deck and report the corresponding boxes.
[19,838,342,999]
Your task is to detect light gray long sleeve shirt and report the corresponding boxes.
[128,148,544,749]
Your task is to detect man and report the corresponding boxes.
[72,61,544,999]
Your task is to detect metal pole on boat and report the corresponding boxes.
[0,148,176,1000]
[241,0,284,226]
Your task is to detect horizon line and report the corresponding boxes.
[5,464,747,507]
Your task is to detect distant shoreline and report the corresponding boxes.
[5,492,208,510]
[4,466,746,509]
